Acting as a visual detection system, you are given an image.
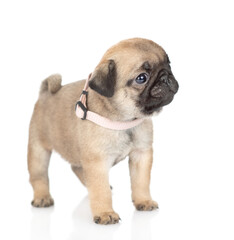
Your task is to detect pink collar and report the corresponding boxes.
[75,75,144,130]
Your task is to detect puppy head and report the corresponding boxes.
[89,38,179,119]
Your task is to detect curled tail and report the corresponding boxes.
[40,74,62,94]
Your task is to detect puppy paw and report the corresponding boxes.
[93,211,120,225]
[31,196,54,208]
[135,200,158,211]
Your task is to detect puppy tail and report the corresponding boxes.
[40,74,62,94]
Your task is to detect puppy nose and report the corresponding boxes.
[169,79,179,93]
[160,75,179,94]
[160,75,170,85]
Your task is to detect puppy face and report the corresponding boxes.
[131,57,179,116]
[89,38,179,118]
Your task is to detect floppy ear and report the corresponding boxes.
[89,59,116,97]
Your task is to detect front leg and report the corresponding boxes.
[83,157,120,224]
[129,148,158,211]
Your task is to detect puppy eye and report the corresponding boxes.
[135,73,149,84]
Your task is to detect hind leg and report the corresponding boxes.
[71,166,86,186]
[28,141,54,207]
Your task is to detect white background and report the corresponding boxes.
[0,0,233,239]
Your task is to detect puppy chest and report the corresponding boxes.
[105,132,133,168]
[107,147,131,168]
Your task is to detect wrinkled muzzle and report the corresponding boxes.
[150,70,179,99]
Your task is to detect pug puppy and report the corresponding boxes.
[28,38,179,224]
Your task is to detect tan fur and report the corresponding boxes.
[28,38,167,224]
[40,74,62,94]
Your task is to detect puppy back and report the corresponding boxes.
[40,74,62,94]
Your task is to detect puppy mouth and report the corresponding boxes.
[144,105,163,115]
[140,86,176,115]
[143,95,174,115]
